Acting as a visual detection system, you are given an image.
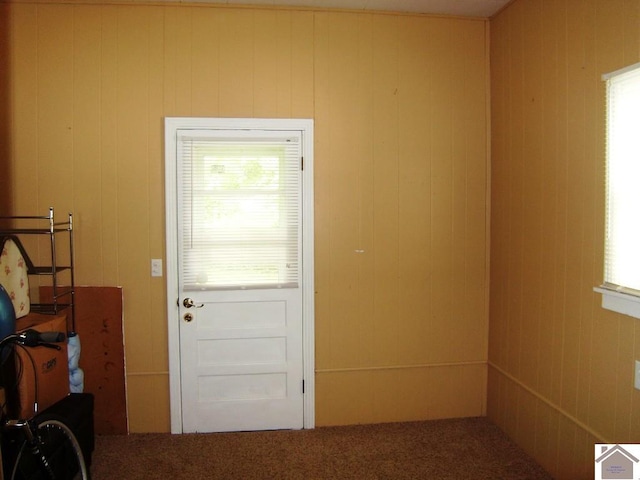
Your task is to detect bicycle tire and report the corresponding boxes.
[10,418,88,480]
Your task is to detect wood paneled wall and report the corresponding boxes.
[313,12,489,424]
[0,4,10,208]
[2,2,489,431]
[489,1,640,478]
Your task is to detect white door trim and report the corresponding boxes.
[164,117,315,434]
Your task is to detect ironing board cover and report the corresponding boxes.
[0,236,31,319]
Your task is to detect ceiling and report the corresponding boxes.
[184,0,514,18]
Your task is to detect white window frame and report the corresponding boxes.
[595,62,640,320]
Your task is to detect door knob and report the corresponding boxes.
[183,298,204,308]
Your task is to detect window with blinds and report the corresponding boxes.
[178,130,301,290]
[603,62,640,296]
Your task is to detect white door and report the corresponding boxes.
[165,118,315,434]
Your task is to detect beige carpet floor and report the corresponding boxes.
[90,417,554,479]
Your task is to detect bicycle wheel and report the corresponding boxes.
[11,418,88,480]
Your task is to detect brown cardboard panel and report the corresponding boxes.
[42,286,127,434]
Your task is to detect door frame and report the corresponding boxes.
[164,117,315,434]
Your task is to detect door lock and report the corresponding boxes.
[183,298,204,308]
[183,312,193,322]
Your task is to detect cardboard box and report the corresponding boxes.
[7,313,70,418]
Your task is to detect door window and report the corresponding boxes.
[178,131,302,290]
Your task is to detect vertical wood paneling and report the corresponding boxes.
[317,364,486,427]
[191,8,221,116]
[371,14,400,367]
[536,0,560,404]
[9,4,38,217]
[490,0,640,478]
[488,11,508,371]
[253,10,280,117]
[315,12,488,423]
[312,11,331,373]
[397,16,431,365]
[450,19,488,363]
[36,5,74,215]
[99,6,120,286]
[275,11,293,117]
[575,0,598,427]
[115,6,153,375]
[6,2,488,432]
[551,0,570,409]
[127,374,171,433]
[450,20,469,362]
[463,19,490,362]
[547,0,570,413]
[0,3,10,212]
[72,5,104,285]
[518,0,543,392]
[355,14,376,369]
[328,12,364,370]
[163,7,189,115]
[562,0,588,419]
[218,9,253,117]
[506,0,525,382]
[428,19,456,362]
[146,7,168,373]
[290,11,314,118]
[533,399,558,474]
[614,317,635,440]
[289,12,314,118]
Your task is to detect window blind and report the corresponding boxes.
[604,63,640,294]
[178,130,301,290]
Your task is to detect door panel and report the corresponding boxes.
[179,288,302,432]
[175,126,304,433]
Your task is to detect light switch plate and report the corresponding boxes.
[635,360,640,391]
[151,259,163,277]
